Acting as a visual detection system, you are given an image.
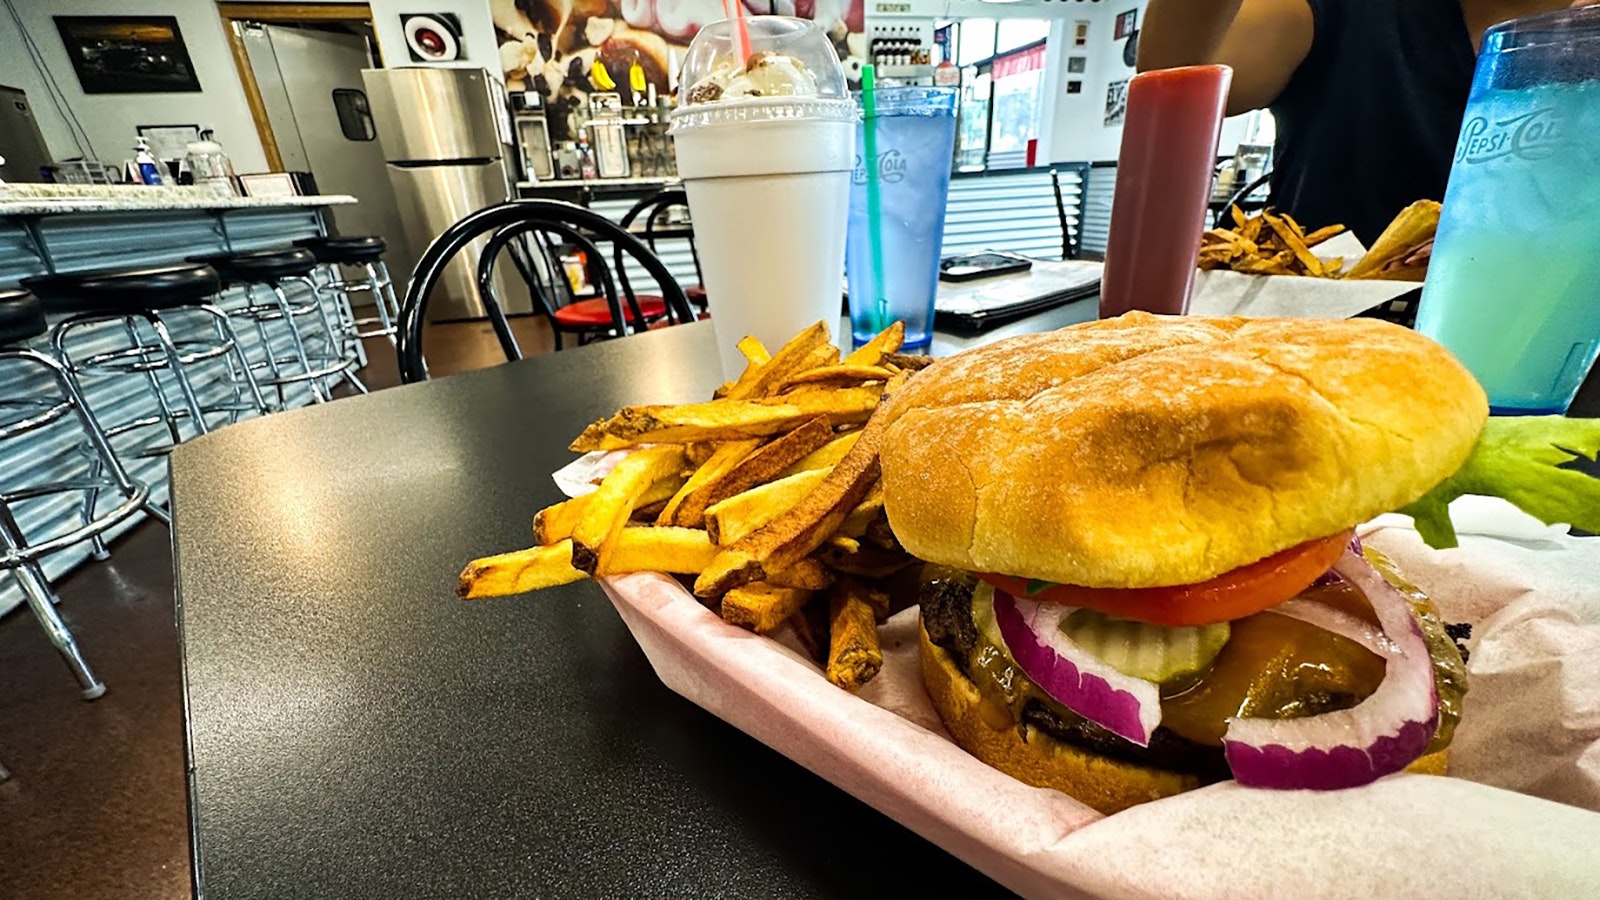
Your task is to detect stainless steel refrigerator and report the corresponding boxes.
[361,66,530,321]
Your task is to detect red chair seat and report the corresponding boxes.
[552,295,667,327]
[686,284,707,304]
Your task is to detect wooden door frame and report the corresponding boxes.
[217,3,376,172]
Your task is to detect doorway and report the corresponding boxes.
[217,3,413,283]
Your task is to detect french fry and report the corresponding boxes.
[864,514,899,551]
[786,599,830,664]
[722,320,831,400]
[841,320,906,367]
[1263,210,1325,277]
[568,387,882,451]
[458,527,719,599]
[782,430,860,477]
[881,352,935,372]
[535,474,686,544]
[597,526,720,575]
[533,495,589,546]
[826,535,861,554]
[679,417,835,523]
[458,541,587,598]
[777,364,896,393]
[571,446,686,574]
[693,401,890,597]
[816,541,914,578]
[835,482,885,539]
[738,335,770,366]
[826,581,883,690]
[704,468,830,545]
[720,582,812,633]
[657,439,760,526]
[765,556,835,591]
[1302,224,1347,247]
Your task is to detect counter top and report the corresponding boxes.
[517,177,678,190]
[0,184,357,216]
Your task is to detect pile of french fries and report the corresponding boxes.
[457,320,934,691]
[1199,200,1441,282]
[1199,207,1348,277]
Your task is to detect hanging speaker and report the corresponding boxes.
[402,13,464,63]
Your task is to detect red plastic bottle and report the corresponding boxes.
[1100,65,1233,318]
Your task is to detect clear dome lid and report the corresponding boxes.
[676,16,848,108]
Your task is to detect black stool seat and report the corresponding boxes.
[197,248,318,285]
[0,289,46,345]
[24,265,222,314]
[294,236,386,265]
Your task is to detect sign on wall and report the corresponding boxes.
[1113,8,1137,40]
[1104,78,1128,126]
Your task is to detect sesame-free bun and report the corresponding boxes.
[919,622,1451,814]
[881,313,1487,589]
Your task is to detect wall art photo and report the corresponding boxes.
[54,16,201,94]
[493,0,864,135]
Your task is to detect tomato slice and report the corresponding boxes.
[976,529,1356,627]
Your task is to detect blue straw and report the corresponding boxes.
[860,65,887,333]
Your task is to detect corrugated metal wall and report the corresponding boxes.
[1,207,329,617]
[1081,164,1117,256]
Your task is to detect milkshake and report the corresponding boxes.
[671,17,857,378]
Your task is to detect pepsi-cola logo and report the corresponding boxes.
[852,150,907,185]
[1456,107,1564,164]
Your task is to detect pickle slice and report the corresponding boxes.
[1059,608,1230,685]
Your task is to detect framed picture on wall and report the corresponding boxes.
[1067,80,1083,95]
[1114,9,1138,40]
[1067,56,1087,74]
[1074,21,1090,47]
[54,16,202,94]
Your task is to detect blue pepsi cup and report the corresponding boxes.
[1414,7,1600,414]
[845,86,959,352]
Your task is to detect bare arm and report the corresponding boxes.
[1137,0,1317,116]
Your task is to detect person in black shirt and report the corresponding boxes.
[1138,0,1592,245]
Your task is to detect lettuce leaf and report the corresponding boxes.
[1399,416,1600,549]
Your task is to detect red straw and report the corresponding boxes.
[723,0,752,63]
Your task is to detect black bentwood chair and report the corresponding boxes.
[619,189,708,314]
[396,200,693,383]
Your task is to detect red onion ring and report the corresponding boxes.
[1223,550,1438,790]
[991,590,1163,746]
[1266,598,1400,658]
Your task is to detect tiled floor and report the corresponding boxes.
[0,316,552,900]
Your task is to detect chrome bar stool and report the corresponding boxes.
[26,265,269,486]
[202,248,366,406]
[1,289,157,699]
[295,236,401,348]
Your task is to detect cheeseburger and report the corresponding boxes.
[877,313,1484,814]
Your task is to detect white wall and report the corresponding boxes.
[0,0,269,172]
[368,0,499,70]
[1034,0,1253,164]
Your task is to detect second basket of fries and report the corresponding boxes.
[1188,201,1442,318]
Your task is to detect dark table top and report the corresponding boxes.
[173,302,1597,898]
[173,318,1053,899]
